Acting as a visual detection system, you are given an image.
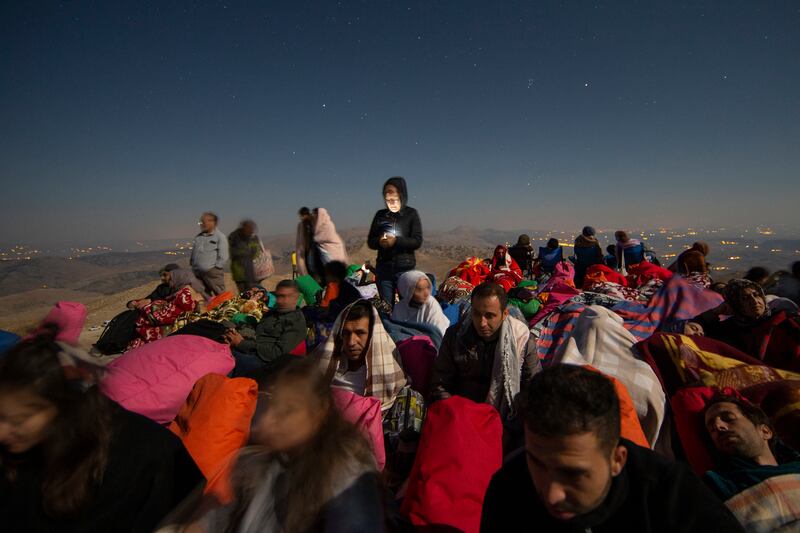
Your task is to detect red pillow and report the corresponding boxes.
[670,386,742,476]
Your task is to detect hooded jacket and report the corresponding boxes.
[367,177,423,273]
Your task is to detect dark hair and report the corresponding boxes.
[202,212,218,224]
[0,332,112,517]
[791,261,800,278]
[582,226,596,237]
[226,358,377,533]
[159,263,180,274]
[615,230,629,242]
[298,207,310,216]
[323,260,348,282]
[471,282,508,310]
[522,365,620,453]
[546,238,559,249]
[710,281,727,294]
[606,244,616,255]
[705,393,773,440]
[744,267,770,283]
[275,279,299,292]
[342,299,374,325]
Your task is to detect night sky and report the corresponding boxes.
[2,1,799,245]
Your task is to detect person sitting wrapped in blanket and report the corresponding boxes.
[126,268,205,350]
[692,279,800,372]
[703,394,800,531]
[391,270,450,337]
[126,263,182,310]
[429,282,539,423]
[314,300,408,416]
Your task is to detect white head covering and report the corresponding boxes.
[391,270,450,337]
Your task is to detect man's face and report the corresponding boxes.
[199,215,216,233]
[471,295,508,340]
[341,316,371,363]
[160,271,172,284]
[704,402,773,460]
[274,287,298,312]
[524,428,626,521]
[242,222,255,237]
[737,287,767,319]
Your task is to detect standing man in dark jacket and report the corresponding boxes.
[481,365,745,533]
[225,280,307,377]
[367,177,423,308]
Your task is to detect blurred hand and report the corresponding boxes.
[223,330,244,347]
[135,299,151,310]
[383,235,397,248]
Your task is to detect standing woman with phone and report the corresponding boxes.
[367,177,423,308]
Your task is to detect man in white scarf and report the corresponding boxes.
[429,282,537,421]
[391,270,450,337]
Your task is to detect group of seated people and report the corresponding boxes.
[2,234,800,532]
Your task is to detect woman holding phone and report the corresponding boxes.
[367,177,423,308]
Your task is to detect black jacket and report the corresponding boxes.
[367,177,423,273]
[236,309,307,363]
[480,440,745,533]
[0,402,202,533]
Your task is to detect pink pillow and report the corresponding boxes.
[37,301,87,344]
[332,388,386,471]
[101,335,235,424]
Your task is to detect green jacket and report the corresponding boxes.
[237,309,307,363]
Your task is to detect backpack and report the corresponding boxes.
[93,309,138,355]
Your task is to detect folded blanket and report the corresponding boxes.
[552,305,665,445]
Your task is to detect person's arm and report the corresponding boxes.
[367,212,383,250]
[190,236,199,270]
[666,465,746,532]
[394,210,423,251]
[428,327,459,401]
[244,314,307,363]
[216,232,229,270]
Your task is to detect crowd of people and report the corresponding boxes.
[1,175,800,532]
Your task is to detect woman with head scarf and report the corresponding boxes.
[126,268,203,350]
[693,278,800,371]
[391,270,450,337]
[367,177,423,307]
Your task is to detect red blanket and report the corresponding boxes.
[401,396,503,533]
[584,264,628,288]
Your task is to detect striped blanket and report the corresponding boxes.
[725,474,800,533]
[537,276,723,364]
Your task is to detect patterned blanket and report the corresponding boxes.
[725,474,800,533]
